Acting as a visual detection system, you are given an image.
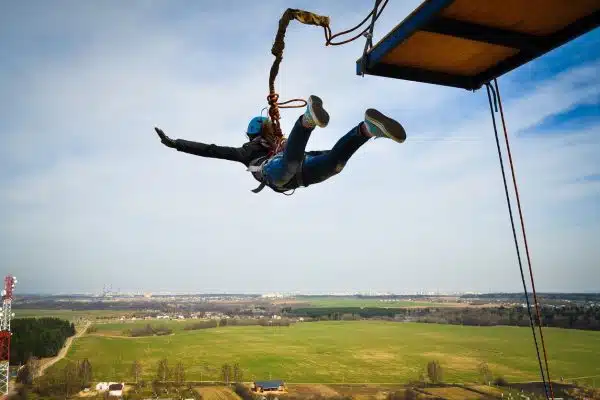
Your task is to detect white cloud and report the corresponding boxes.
[1,1,599,294]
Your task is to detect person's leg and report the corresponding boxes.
[262,95,329,187]
[301,108,407,186]
[301,124,370,186]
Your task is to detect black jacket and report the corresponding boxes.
[174,137,308,193]
[174,137,271,167]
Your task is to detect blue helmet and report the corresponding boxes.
[246,116,269,137]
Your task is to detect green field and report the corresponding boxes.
[299,297,452,308]
[13,309,133,321]
[52,321,600,386]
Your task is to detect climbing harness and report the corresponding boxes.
[486,79,555,400]
[247,155,303,196]
[247,156,270,193]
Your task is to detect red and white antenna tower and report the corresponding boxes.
[0,275,17,397]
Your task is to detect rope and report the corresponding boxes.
[493,78,555,399]
[267,2,389,155]
[267,9,329,155]
[325,0,390,46]
[359,0,383,76]
[485,82,551,400]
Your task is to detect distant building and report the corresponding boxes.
[251,380,286,393]
[95,382,125,397]
[108,382,124,397]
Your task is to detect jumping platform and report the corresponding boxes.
[356,0,600,90]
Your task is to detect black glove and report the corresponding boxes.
[155,127,176,148]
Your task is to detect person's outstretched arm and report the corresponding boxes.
[155,127,263,166]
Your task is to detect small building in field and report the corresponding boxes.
[251,380,286,392]
[108,382,124,397]
[96,381,125,394]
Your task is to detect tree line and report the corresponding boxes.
[462,292,600,303]
[127,323,173,337]
[410,305,600,330]
[288,305,600,331]
[14,357,201,400]
[9,354,525,400]
[184,317,292,331]
[13,357,93,399]
[10,318,76,364]
[13,297,282,317]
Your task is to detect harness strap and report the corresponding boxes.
[251,181,268,193]
[247,157,269,193]
[247,157,304,195]
[247,164,263,173]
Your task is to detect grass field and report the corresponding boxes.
[50,321,600,387]
[302,384,408,399]
[13,309,133,321]
[297,297,453,308]
[196,386,241,400]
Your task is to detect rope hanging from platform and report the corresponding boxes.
[485,79,555,400]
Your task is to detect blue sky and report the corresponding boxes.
[1,1,599,295]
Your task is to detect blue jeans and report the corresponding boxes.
[262,115,370,190]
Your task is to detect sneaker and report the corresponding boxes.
[303,95,330,128]
[364,108,406,143]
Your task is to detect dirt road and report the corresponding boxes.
[38,321,91,376]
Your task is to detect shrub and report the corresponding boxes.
[427,360,443,384]
[184,320,218,330]
[129,324,172,337]
[494,376,509,386]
